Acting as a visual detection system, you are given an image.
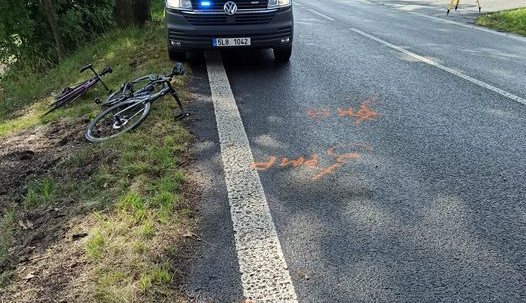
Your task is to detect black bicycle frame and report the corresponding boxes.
[107,64,186,119]
[44,64,112,116]
[126,82,185,119]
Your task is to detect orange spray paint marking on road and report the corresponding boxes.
[354,104,378,125]
[250,144,372,181]
[327,146,361,163]
[311,163,342,181]
[251,156,277,171]
[338,108,355,117]
[310,146,362,181]
[307,95,379,125]
[280,156,305,167]
[308,109,332,119]
[304,154,320,169]
[279,154,319,168]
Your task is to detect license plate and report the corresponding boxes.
[213,37,251,47]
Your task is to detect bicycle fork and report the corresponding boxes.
[168,82,187,120]
[85,65,111,93]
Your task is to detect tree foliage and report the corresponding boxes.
[0,0,116,70]
[115,0,152,27]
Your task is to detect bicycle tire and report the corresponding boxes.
[44,79,98,116]
[102,89,127,106]
[103,78,156,107]
[86,100,151,143]
[43,93,83,116]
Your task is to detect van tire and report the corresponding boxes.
[169,49,186,61]
[274,47,292,62]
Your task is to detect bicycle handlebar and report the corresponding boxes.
[129,63,184,85]
[100,66,113,76]
[146,63,184,84]
[80,64,93,73]
[80,64,112,78]
[105,63,184,105]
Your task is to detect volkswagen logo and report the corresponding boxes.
[224,1,238,15]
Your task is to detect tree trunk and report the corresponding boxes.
[115,0,152,27]
[41,0,65,62]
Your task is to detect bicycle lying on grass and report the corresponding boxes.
[44,64,112,116]
[85,63,186,143]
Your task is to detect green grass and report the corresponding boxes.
[65,148,91,167]
[0,2,195,301]
[0,208,16,286]
[139,266,172,292]
[0,26,172,136]
[151,0,167,22]
[24,178,56,208]
[0,0,168,130]
[141,219,155,239]
[94,270,135,302]
[68,24,191,300]
[476,8,526,36]
[0,102,45,137]
[80,107,191,300]
[86,230,106,259]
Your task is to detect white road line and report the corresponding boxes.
[205,51,298,303]
[306,8,336,21]
[350,28,526,106]
[408,11,526,43]
[320,0,526,43]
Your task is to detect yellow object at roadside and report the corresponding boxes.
[447,0,482,15]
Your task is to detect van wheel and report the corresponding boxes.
[169,49,186,61]
[274,47,292,62]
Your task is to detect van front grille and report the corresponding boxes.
[183,11,276,25]
[190,0,269,10]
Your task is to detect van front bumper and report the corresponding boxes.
[165,7,294,51]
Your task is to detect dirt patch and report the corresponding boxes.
[0,118,117,301]
[1,119,86,203]
[0,113,198,302]
[4,218,93,303]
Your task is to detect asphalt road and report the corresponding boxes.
[187,1,526,302]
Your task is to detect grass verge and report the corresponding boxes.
[476,8,526,36]
[0,4,196,302]
[0,5,174,136]
[78,114,193,302]
[0,208,16,286]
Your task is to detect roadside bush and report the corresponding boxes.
[0,0,115,71]
[0,0,165,121]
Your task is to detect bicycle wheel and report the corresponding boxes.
[103,85,129,106]
[43,93,83,116]
[86,100,151,143]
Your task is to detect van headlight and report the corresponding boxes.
[268,0,292,8]
[166,0,193,10]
